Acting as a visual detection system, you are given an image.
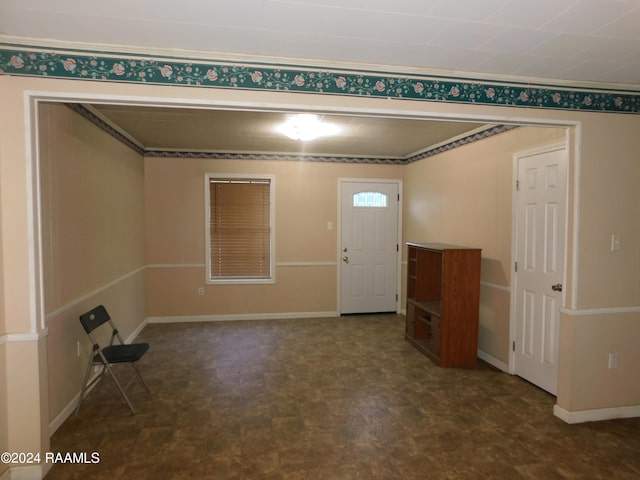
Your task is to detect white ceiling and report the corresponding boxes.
[2,0,640,87]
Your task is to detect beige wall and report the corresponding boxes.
[557,113,640,412]
[0,134,6,478]
[145,156,404,317]
[38,103,147,424]
[0,74,50,478]
[40,103,146,310]
[404,126,567,363]
[575,114,640,308]
[1,73,639,473]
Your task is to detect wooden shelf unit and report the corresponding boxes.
[405,242,481,367]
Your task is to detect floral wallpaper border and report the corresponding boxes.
[2,44,639,114]
[68,103,517,165]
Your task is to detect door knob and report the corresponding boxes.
[342,256,349,264]
[551,283,563,292]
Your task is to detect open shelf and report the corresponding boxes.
[407,299,441,317]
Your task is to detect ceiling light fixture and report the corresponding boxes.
[277,114,340,141]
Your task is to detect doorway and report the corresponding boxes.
[511,143,568,395]
[339,180,401,314]
[19,90,579,461]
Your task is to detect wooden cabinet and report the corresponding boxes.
[405,242,481,367]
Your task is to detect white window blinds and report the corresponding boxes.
[208,178,272,280]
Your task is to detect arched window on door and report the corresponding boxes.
[352,191,388,208]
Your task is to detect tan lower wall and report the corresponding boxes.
[559,310,640,412]
[5,338,48,460]
[479,285,511,364]
[0,342,8,479]
[146,265,337,317]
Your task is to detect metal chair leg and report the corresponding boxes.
[75,354,108,415]
[131,363,151,393]
[103,363,137,415]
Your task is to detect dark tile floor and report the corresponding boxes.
[46,314,640,479]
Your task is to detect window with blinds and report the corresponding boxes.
[206,175,274,282]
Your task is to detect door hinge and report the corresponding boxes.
[396,293,398,301]
[512,341,516,352]
[396,244,399,252]
[514,261,518,272]
[397,193,400,201]
[516,179,520,191]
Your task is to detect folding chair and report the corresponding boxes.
[76,305,150,415]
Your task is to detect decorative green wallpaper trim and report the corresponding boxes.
[1,45,638,113]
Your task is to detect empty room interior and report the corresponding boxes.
[1,1,639,479]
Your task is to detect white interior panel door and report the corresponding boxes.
[340,181,399,314]
[514,146,567,395]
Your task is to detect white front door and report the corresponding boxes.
[340,181,399,314]
[513,145,567,395]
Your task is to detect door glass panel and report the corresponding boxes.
[353,191,387,207]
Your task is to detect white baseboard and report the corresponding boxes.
[49,369,104,436]
[2,464,45,480]
[147,311,339,323]
[477,349,509,372]
[125,317,148,343]
[49,393,80,436]
[553,404,640,424]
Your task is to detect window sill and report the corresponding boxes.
[206,277,275,286]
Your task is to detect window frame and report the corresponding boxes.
[204,173,276,285]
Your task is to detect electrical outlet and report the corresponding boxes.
[198,287,205,296]
[608,352,618,369]
[610,235,621,252]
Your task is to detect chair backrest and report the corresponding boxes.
[79,305,111,334]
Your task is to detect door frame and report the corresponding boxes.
[508,140,570,383]
[337,178,403,315]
